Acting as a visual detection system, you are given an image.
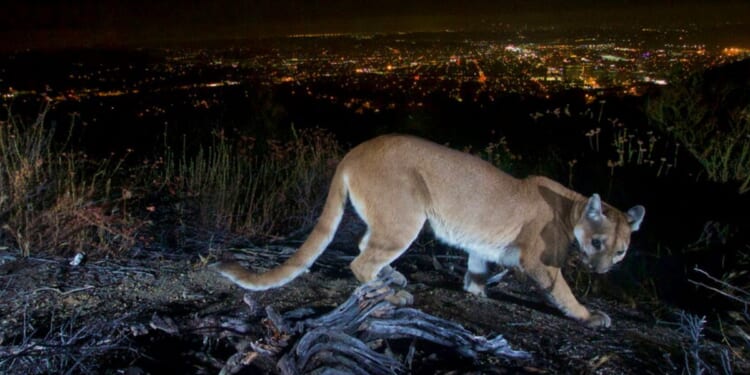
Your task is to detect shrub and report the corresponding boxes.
[0,101,140,257]
[645,59,750,193]
[1,98,342,256]
[162,127,342,240]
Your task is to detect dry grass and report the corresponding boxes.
[158,127,342,241]
[1,102,141,257]
[472,136,522,172]
[1,100,342,257]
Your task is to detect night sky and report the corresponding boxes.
[2,1,749,50]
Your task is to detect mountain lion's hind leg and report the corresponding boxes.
[350,231,417,306]
[350,227,418,284]
[464,253,488,297]
[350,213,424,306]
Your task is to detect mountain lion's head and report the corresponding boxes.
[574,194,645,274]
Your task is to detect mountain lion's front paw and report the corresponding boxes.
[585,310,612,328]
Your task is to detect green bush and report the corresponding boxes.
[646,60,750,193]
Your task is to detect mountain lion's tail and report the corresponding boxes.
[212,168,348,291]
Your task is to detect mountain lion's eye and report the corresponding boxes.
[615,249,626,256]
[591,238,602,250]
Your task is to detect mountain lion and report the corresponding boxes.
[214,134,645,328]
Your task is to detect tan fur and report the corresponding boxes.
[213,134,645,328]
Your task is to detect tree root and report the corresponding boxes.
[222,270,529,374]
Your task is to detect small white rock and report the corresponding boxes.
[69,252,86,266]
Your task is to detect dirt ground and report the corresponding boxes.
[0,213,746,374]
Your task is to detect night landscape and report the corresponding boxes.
[1,1,750,374]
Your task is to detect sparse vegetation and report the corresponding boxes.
[602,117,678,177]
[160,127,341,239]
[0,313,134,375]
[646,59,750,193]
[689,266,750,365]
[677,311,711,375]
[0,101,140,257]
[1,103,342,257]
[474,136,522,172]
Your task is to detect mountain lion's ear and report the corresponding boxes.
[627,205,645,231]
[584,194,603,221]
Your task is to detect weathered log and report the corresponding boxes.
[278,329,403,375]
[360,308,528,359]
[237,269,529,374]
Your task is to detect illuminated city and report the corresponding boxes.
[2,28,748,108]
[3,24,748,156]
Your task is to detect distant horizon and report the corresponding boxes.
[3,23,750,53]
[2,1,750,51]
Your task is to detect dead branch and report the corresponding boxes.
[221,269,529,374]
[689,267,750,318]
[279,329,403,375]
[26,285,95,297]
[692,267,750,300]
[0,316,135,374]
